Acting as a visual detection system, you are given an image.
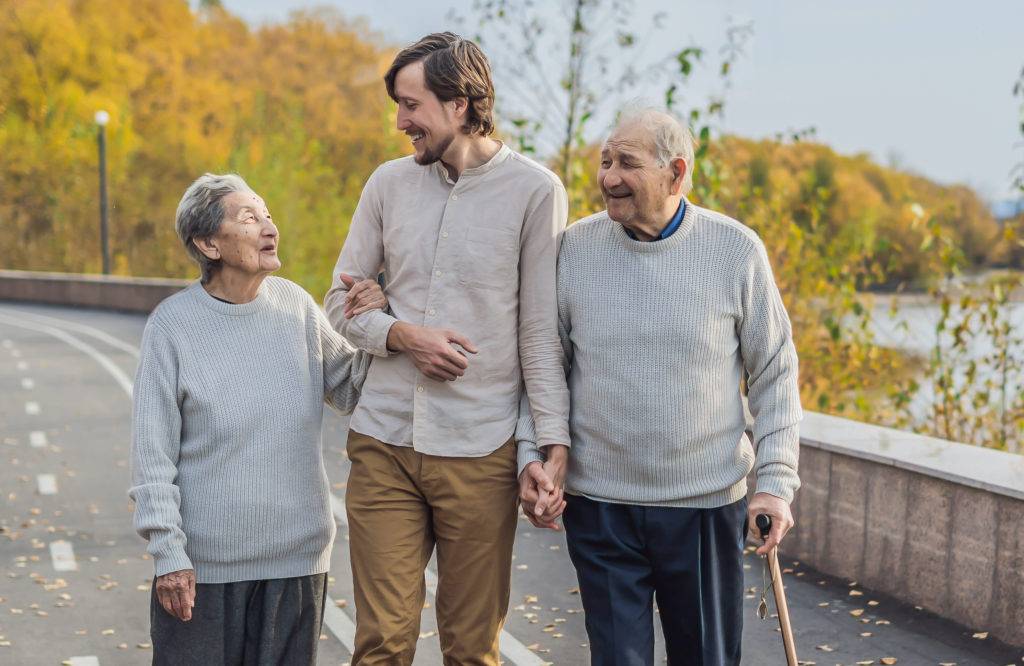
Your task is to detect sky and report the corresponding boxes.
[220,0,1024,202]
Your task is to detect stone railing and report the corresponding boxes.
[785,412,1024,648]
[0,269,189,313]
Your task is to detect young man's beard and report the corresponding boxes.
[414,129,456,166]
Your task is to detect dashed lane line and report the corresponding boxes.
[25,400,40,415]
[2,309,545,666]
[29,430,48,448]
[21,377,35,390]
[16,360,28,371]
[49,540,79,572]
[68,656,100,666]
[37,473,58,495]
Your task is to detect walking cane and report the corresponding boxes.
[756,514,799,666]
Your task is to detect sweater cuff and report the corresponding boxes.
[754,462,800,504]
[517,441,546,477]
[153,546,194,578]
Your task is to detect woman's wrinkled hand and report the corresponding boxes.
[155,568,196,621]
[339,273,388,318]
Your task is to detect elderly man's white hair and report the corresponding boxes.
[609,106,697,196]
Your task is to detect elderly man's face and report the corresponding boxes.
[598,123,676,230]
[210,191,281,276]
[394,60,461,166]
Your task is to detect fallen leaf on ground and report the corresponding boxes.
[880,658,897,664]
[971,631,988,639]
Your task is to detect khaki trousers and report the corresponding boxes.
[345,431,519,666]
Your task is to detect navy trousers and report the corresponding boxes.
[563,495,748,666]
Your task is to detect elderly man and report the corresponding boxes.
[516,108,802,666]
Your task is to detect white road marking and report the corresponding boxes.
[4,309,140,358]
[16,360,28,371]
[0,314,133,397]
[49,540,78,571]
[4,311,543,665]
[25,401,40,415]
[68,657,100,666]
[10,348,21,357]
[322,595,357,653]
[37,474,58,495]
[21,377,35,390]
[29,431,48,448]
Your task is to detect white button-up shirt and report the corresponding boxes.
[324,145,570,456]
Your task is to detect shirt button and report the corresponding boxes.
[435,270,442,277]
[451,194,458,201]
[442,231,449,239]
[427,308,436,316]
[416,386,424,393]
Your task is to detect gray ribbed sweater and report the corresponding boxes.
[129,277,368,583]
[517,202,802,507]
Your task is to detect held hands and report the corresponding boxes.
[155,568,196,622]
[339,273,388,318]
[386,321,478,382]
[748,492,795,556]
[518,444,569,530]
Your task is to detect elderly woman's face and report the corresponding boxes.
[212,191,281,276]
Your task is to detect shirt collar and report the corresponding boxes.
[624,199,687,241]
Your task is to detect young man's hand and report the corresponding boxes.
[518,444,569,529]
[386,321,478,381]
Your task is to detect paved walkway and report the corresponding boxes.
[1,302,1020,665]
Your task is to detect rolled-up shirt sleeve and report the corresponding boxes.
[738,241,802,503]
[324,166,397,356]
[517,181,571,449]
[128,320,193,577]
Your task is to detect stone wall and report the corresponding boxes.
[0,270,189,313]
[784,412,1024,647]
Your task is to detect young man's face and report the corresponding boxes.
[394,61,460,165]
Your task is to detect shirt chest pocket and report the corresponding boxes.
[457,226,519,291]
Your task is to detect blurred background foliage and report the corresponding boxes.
[2,0,1022,448]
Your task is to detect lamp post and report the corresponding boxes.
[95,109,110,275]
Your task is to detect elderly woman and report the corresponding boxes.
[129,173,383,665]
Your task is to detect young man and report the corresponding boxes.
[323,33,570,664]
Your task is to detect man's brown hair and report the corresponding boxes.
[384,32,495,137]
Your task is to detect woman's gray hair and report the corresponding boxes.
[174,173,254,283]
[611,105,697,196]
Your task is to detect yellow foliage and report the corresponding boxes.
[0,0,404,298]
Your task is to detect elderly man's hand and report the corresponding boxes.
[339,273,389,318]
[748,492,795,556]
[155,569,196,622]
[518,445,569,530]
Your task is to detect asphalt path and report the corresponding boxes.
[1,301,1021,666]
